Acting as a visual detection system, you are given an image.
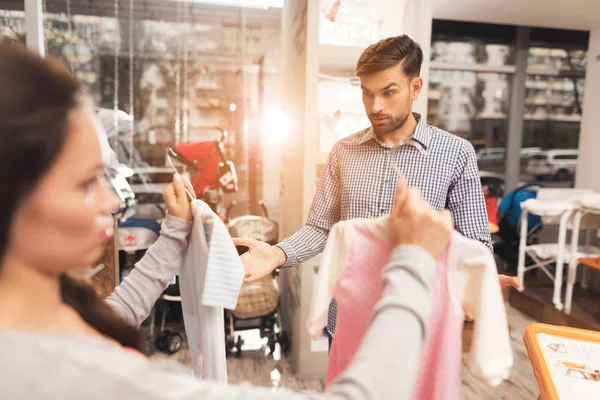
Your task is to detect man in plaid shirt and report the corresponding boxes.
[235,35,519,343]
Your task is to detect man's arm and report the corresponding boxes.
[277,143,342,268]
[446,141,493,252]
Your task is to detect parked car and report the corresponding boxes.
[525,149,578,181]
[479,171,527,195]
[477,147,505,163]
[479,171,505,189]
[477,147,542,161]
[520,147,543,158]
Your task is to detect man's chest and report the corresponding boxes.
[337,146,456,218]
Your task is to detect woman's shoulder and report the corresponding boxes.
[0,332,296,400]
[0,332,187,399]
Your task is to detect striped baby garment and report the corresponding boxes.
[179,200,244,382]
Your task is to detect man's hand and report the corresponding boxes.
[389,179,454,259]
[499,274,520,290]
[464,275,520,321]
[163,173,195,221]
[233,238,287,283]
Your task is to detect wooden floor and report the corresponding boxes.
[153,306,541,399]
[460,306,539,400]
[509,274,600,331]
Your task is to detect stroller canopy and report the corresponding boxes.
[173,141,224,197]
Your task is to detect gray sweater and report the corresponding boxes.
[0,215,436,400]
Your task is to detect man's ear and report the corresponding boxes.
[410,77,423,100]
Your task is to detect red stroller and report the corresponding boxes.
[169,128,238,216]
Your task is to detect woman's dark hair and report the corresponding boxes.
[356,35,423,78]
[0,45,142,351]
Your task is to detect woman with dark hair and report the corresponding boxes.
[0,46,453,399]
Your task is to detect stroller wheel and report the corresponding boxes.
[267,332,276,355]
[235,336,244,358]
[166,332,183,354]
[155,331,182,355]
[278,331,290,355]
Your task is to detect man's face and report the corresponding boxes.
[360,65,423,135]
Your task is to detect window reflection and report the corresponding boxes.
[428,69,511,175]
[521,47,585,187]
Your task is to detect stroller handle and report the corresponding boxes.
[259,200,269,218]
[226,200,270,219]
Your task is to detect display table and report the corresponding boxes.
[524,323,600,400]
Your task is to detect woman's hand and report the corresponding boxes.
[388,179,454,259]
[162,173,195,221]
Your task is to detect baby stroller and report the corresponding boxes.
[225,201,289,357]
[117,190,164,280]
[494,183,544,272]
[167,128,238,218]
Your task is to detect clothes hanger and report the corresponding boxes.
[391,140,428,180]
[166,148,195,202]
[87,263,105,279]
[400,138,428,156]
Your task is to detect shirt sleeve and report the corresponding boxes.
[306,221,348,340]
[447,141,493,253]
[105,215,192,326]
[278,143,342,268]
[458,238,513,386]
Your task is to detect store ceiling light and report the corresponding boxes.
[171,0,283,9]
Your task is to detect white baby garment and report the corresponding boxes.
[179,200,245,382]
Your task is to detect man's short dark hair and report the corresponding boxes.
[356,35,423,78]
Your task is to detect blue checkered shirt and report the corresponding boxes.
[277,113,492,337]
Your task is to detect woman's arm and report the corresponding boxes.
[97,245,435,400]
[106,181,450,400]
[105,215,191,326]
[105,174,194,326]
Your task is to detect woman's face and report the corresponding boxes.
[8,107,120,274]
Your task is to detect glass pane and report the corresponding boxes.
[521,46,585,187]
[428,70,511,175]
[431,41,515,66]
[0,10,26,45]
[528,47,587,72]
[32,3,282,218]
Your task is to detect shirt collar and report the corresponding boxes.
[357,112,431,149]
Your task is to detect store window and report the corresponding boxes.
[0,10,25,45]
[521,46,586,186]
[431,40,515,67]
[428,68,511,175]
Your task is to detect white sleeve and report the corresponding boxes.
[306,221,348,340]
[455,237,513,386]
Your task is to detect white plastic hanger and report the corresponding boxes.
[166,148,195,202]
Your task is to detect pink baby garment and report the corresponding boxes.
[307,217,512,399]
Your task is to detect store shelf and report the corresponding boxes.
[319,44,364,71]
